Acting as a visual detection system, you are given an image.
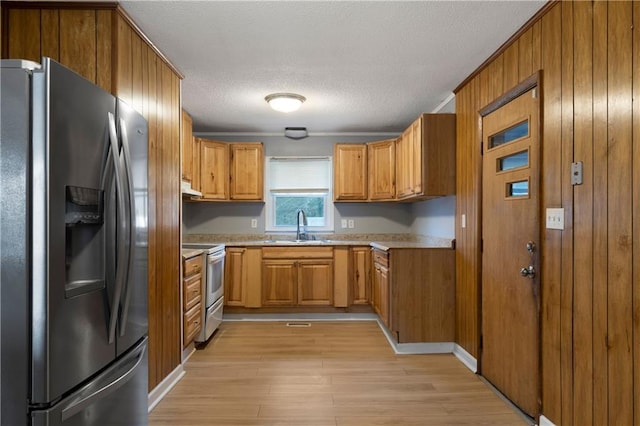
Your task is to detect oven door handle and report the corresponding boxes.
[207,252,226,263]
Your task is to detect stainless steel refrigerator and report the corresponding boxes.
[1,58,149,426]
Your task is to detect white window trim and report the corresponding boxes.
[265,156,334,233]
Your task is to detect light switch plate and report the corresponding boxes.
[546,208,564,230]
[461,214,466,229]
[341,219,348,229]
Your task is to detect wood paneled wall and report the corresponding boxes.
[1,3,183,392]
[454,1,640,424]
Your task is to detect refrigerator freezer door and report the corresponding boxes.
[31,337,149,426]
[115,100,148,357]
[1,62,32,426]
[31,59,117,404]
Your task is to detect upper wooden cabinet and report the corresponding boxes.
[191,140,263,202]
[229,142,264,200]
[397,114,456,201]
[395,126,413,199]
[367,139,396,200]
[199,139,229,200]
[333,144,368,201]
[181,110,194,183]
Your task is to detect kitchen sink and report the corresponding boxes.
[263,239,331,245]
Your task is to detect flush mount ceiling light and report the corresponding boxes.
[265,93,306,113]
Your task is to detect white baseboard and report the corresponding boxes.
[538,414,556,426]
[453,343,478,373]
[148,364,185,413]
[223,313,378,321]
[182,342,196,363]
[376,319,454,354]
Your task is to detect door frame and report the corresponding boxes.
[477,71,543,414]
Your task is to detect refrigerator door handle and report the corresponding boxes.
[59,340,146,421]
[117,117,136,337]
[107,112,128,344]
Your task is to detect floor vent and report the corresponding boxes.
[286,322,311,328]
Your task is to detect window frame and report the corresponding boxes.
[264,156,334,233]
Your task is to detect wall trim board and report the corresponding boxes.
[453,343,478,373]
[431,92,455,113]
[538,414,556,426]
[454,0,558,94]
[115,5,184,79]
[478,71,541,116]
[147,364,185,412]
[195,132,401,138]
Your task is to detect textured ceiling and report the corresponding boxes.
[120,1,544,134]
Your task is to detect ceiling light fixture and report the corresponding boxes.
[265,93,306,113]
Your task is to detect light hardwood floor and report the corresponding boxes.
[149,321,527,425]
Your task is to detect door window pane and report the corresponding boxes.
[490,120,529,148]
[506,180,529,198]
[498,150,529,172]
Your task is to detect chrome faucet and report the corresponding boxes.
[296,209,308,241]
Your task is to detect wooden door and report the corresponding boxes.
[200,139,229,200]
[481,86,540,417]
[262,260,297,306]
[229,142,264,200]
[351,247,371,305]
[224,248,246,306]
[297,260,334,306]
[368,139,396,200]
[333,144,367,200]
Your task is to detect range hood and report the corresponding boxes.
[181,181,202,198]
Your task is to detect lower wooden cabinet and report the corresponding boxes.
[351,246,371,305]
[297,261,333,306]
[223,247,262,308]
[182,253,203,347]
[262,260,298,306]
[261,247,334,307]
[372,248,390,328]
[372,247,455,344]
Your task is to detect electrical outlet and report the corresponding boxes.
[251,218,258,228]
[461,214,466,229]
[341,219,348,228]
[348,219,355,229]
[546,208,564,230]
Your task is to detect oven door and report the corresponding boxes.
[206,250,225,306]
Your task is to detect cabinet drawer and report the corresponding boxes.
[183,274,202,311]
[262,246,333,259]
[372,249,389,268]
[183,255,202,277]
[183,302,202,346]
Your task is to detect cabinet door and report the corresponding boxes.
[192,136,201,192]
[372,262,390,329]
[379,265,390,329]
[262,260,297,306]
[297,260,333,306]
[229,142,264,200]
[224,248,246,306]
[181,110,193,183]
[334,144,367,200]
[200,139,229,199]
[395,128,413,199]
[410,117,423,195]
[368,139,396,200]
[351,247,371,305]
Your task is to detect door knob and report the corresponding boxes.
[520,265,536,279]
